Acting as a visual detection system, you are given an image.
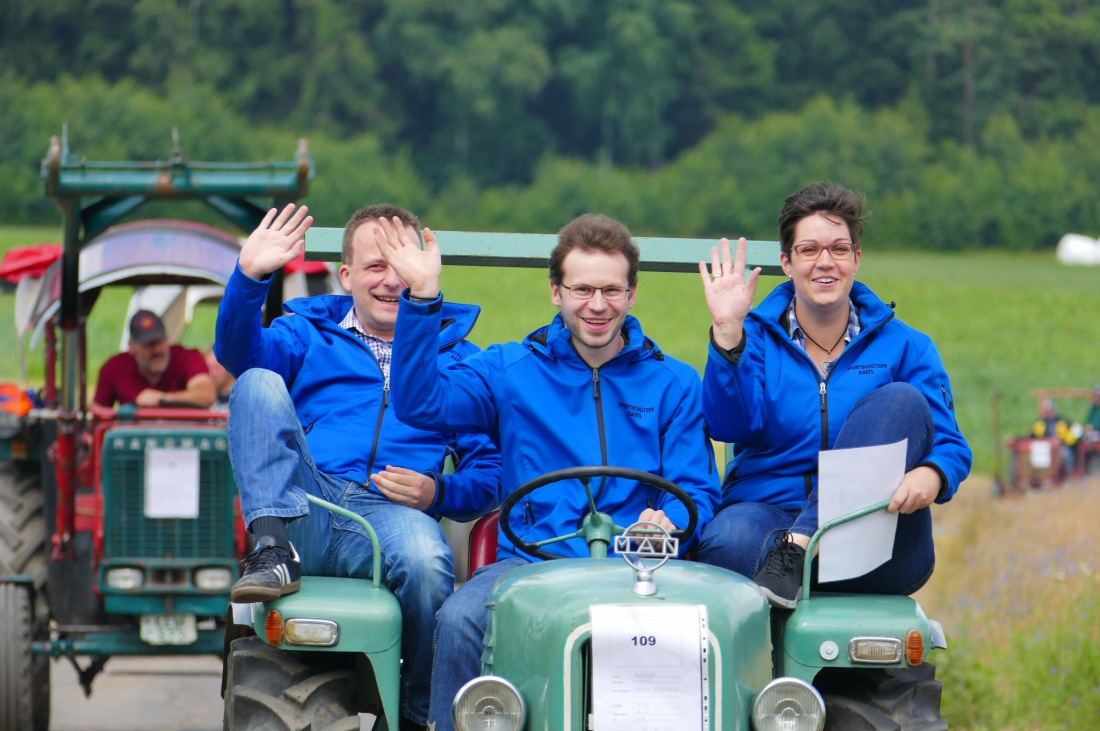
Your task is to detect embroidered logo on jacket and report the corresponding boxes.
[619,401,655,420]
[846,363,887,375]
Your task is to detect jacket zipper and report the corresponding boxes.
[323,322,387,483]
[806,311,896,448]
[591,367,610,502]
[365,374,389,480]
[818,380,829,450]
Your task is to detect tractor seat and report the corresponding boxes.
[467,510,500,576]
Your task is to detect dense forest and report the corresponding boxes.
[2,0,1099,248]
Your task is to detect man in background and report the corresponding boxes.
[94,309,215,408]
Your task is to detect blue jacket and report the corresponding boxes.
[703,280,971,510]
[391,292,720,561]
[214,263,501,521]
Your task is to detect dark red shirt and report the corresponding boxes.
[94,345,208,407]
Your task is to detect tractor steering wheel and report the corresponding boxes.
[499,465,699,562]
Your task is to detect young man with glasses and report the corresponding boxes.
[215,203,501,731]
[374,212,719,731]
[696,181,971,608]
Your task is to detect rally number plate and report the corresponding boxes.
[140,614,198,645]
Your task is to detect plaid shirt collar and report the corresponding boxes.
[340,307,393,378]
[786,296,861,350]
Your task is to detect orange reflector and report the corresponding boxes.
[264,610,284,645]
[906,630,925,665]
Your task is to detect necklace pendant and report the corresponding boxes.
[822,357,831,375]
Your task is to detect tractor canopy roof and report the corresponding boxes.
[19,219,242,340]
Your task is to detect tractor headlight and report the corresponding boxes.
[849,636,903,664]
[105,567,144,590]
[453,676,526,731]
[751,677,825,731]
[193,567,234,591]
[0,411,22,439]
[282,618,340,647]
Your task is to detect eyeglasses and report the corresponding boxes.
[559,283,631,301]
[791,243,856,261]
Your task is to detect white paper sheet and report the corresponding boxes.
[1029,440,1052,468]
[591,604,707,731]
[817,439,906,583]
[144,447,201,519]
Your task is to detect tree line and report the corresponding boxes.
[1,0,1099,249]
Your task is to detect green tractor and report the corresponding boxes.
[0,129,313,731]
[222,228,947,731]
[453,469,946,731]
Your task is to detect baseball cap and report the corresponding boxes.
[129,310,167,345]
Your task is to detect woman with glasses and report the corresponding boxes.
[696,181,971,608]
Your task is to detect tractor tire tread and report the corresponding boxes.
[0,582,51,731]
[818,663,947,731]
[224,636,358,731]
[0,463,48,591]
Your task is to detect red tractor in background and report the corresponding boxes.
[0,128,313,731]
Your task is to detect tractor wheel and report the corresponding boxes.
[0,461,49,592]
[223,636,360,731]
[0,582,51,731]
[816,662,947,731]
[1085,450,1100,476]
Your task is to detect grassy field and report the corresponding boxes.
[3,223,1100,727]
[917,475,1100,729]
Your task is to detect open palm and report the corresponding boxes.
[698,237,761,348]
[373,216,443,298]
[239,204,313,280]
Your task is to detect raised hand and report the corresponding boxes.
[373,216,442,299]
[239,204,313,280]
[698,237,761,350]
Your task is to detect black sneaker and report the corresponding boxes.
[231,535,302,603]
[753,534,805,609]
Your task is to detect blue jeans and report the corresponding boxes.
[697,382,937,595]
[428,558,530,731]
[228,369,454,725]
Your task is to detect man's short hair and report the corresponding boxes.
[341,204,422,264]
[549,214,640,288]
[777,181,870,258]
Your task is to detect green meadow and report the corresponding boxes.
[3,224,1100,729]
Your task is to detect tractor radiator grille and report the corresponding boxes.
[102,429,237,560]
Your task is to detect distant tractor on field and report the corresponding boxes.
[1001,387,1099,494]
